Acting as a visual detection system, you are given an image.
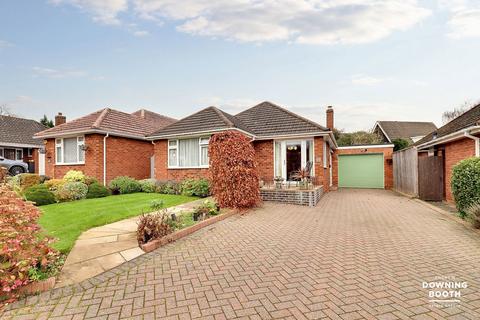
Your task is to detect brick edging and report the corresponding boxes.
[140,209,238,252]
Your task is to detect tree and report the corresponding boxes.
[209,131,260,209]
[0,104,15,116]
[442,101,477,124]
[392,138,410,151]
[40,114,54,128]
[336,131,383,146]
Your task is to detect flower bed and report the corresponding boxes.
[138,200,235,253]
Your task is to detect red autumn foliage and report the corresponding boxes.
[0,185,58,304]
[209,131,261,209]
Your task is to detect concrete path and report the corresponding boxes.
[56,198,207,287]
[3,189,480,319]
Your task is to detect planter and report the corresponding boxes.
[18,277,56,295]
[140,209,237,253]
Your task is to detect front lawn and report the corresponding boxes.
[39,193,197,253]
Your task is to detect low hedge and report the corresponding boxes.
[139,179,157,193]
[451,157,480,216]
[109,176,141,194]
[24,184,56,206]
[180,178,210,197]
[86,182,110,199]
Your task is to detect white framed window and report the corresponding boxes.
[16,149,23,160]
[0,148,3,158]
[168,137,210,168]
[55,136,85,164]
[27,148,33,157]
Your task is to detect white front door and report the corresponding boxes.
[274,139,314,181]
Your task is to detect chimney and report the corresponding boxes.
[55,112,66,126]
[326,106,334,130]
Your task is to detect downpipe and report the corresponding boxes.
[103,133,109,186]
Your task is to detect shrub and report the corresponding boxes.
[466,203,480,229]
[8,173,40,193]
[209,131,261,209]
[180,178,210,197]
[86,183,110,199]
[160,180,180,195]
[193,200,219,221]
[137,211,174,245]
[0,186,59,303]
[55,182,88,202]
[109,176,141,194]
[63,170,86,183]
[45,179,65,192]
[150,199,165,211]
[39,175,50,184]
[84,176,99,186]
[139,179,157,193]
[451,157,480,216]
[23,184,56,206]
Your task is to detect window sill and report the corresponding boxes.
[168,166,209,170]
[55,162,85,166]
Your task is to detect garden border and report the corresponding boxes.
[141,209,238,252]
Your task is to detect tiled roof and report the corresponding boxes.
[149,106,251,137]
[150,101,329,138]
[0,115,46,146]
[35,108,175,139]
[415,103,480,146]
[377,121,437,142]
[235,101,328,137]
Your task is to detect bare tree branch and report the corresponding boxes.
[442,100,477,124]
[0,104,16,116]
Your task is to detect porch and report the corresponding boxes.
[259,177,324,207]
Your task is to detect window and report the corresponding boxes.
[55,136,85,164]
[16,149,23,160]
[0,148,3,158]
[27,148,33,157]
[168,137,210,168]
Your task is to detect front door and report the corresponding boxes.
[286,142,302,180]
[275,139,314,181]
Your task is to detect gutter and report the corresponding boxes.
[416,125,480,150]
[464,132,480,156]
[103,133,109,186]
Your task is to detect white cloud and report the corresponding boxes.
[132,30,149,37]
[448,8,480,38]
[0,40,13,49]
[49,0,128,25]
[351,74,385,86]
[32,66,88,78]
[49,0,431,44]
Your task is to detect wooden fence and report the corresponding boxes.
[393,147,418,197]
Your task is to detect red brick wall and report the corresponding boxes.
[44,134,153,184]
[254,140,274,182]
[334,146,393,189]
[443,138,476,203]
[154,140,209,181]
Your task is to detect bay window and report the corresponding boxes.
[168,137,210,168]
[55,136,85,164]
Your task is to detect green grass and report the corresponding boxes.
[39,193,197,253]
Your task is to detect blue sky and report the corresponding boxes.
[1,0,480,131]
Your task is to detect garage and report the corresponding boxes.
[338,153,384,188]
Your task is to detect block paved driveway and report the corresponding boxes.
[3,189,480,319]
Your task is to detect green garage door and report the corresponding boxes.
[338,154,384,188]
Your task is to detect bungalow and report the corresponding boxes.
[414,103,480,203]
[147,102,393,194]
[373,121,437,144]
[0,115,47,174]
[34,108,176,184]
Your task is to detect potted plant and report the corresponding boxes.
[274,176,284,189]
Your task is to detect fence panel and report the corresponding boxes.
[393,147,418,196]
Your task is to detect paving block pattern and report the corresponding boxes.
[3,189,480,319]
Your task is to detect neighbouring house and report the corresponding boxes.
[34,108,176,184]
[373,121,437,143]
[413,103,480,203]
[147,102,394,200]
[0,115,47,173]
